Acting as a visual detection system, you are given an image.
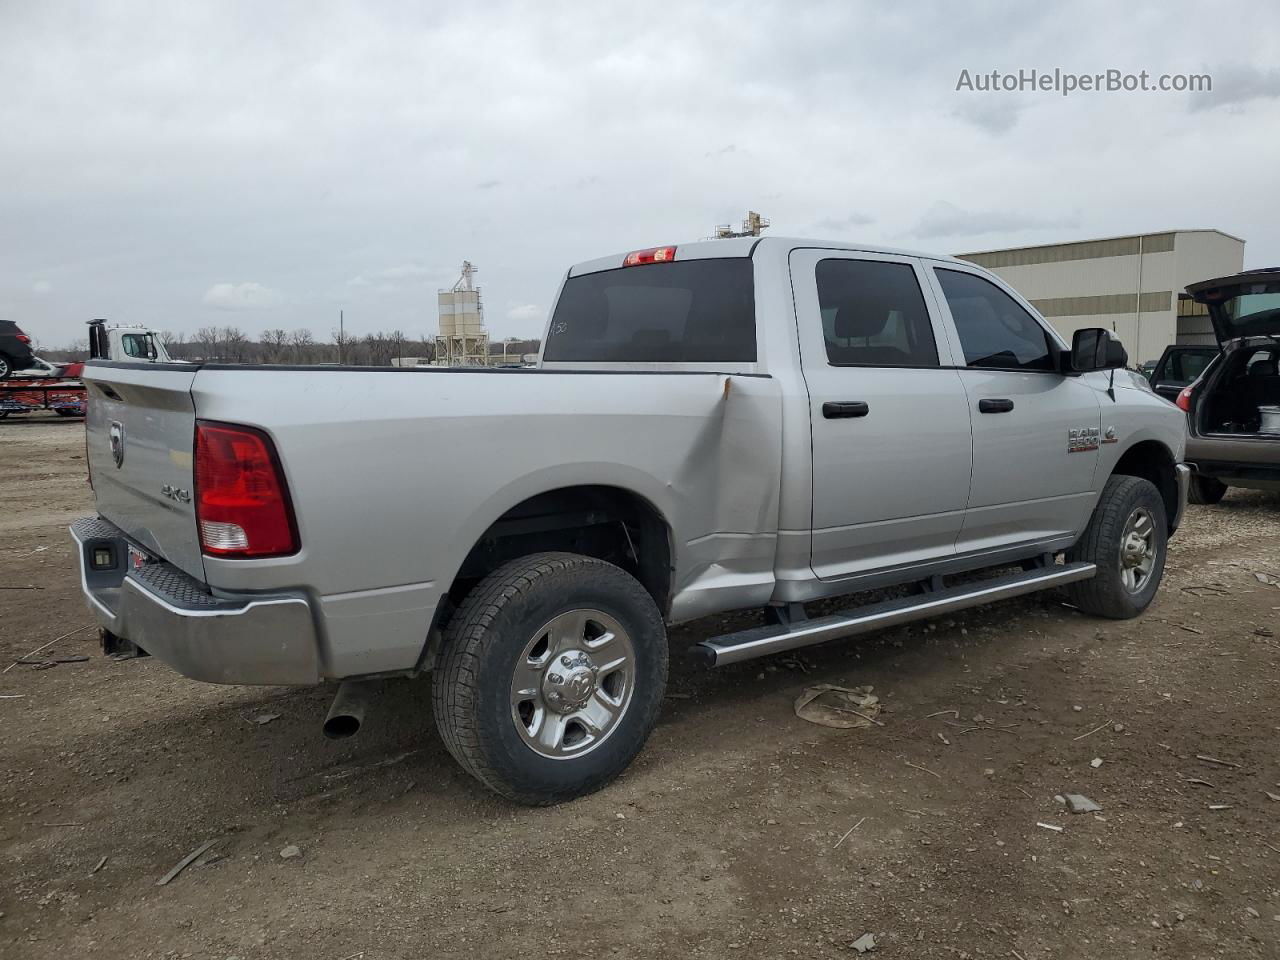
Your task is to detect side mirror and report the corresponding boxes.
[1070,328,1127,373]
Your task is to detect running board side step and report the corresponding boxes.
[695,562,1096,667]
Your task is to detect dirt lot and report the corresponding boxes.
[2,414,1279,959]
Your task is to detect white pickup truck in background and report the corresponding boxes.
[72,236,1188,804]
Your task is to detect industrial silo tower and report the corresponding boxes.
[435,261,491,366]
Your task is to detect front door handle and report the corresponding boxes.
[978,398,1015,414]
[823,401,870,419]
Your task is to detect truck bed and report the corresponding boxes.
[82,361,784,678]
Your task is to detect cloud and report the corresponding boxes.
[475,179,502,189]
[812,212,876,234]
[32,279,52,295]
[506,303,544,326]
[202,282,282,310]
[951,99,1026,135]
[346,264,445,289]
[1188,65,1280,112]
[909,202,1078,240]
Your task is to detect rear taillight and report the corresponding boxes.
[622,245,677,267]
[16,334,31,344]
[1176,386,1194,412]
[194,421,298,558]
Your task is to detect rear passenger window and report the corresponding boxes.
[815,259,939,367]
[936,269,1056,371]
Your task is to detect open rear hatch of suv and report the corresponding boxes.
[1185,269,1280,438]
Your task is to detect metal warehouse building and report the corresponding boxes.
[956,229,1244,363]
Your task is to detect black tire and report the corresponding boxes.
[1187,474,1227,505]
[1065,475,1168,619]
[0,355,11,379]
[432,552,668,805]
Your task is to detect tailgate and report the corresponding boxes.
[84,363,205,580]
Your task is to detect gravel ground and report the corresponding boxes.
[2,414,1279,959]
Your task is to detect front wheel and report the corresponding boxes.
[1065,475,1168,619]
[432,552,668,805]
[1187,474,1227,505]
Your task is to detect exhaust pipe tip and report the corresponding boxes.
[323,681,368,740]
[322,712,362,740]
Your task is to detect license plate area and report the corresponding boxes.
[127,543,155,572]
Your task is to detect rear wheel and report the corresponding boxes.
[1065,475,1168,619]
[1187,474,1228,505]
[432,552,668,805]
[0,355,11,379]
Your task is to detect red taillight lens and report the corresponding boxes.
[622,245,677,267]
[194,421,298,557]
[1176,386,1193,412]
[16,334,31,344]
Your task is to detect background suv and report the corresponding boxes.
[0,320,37,379]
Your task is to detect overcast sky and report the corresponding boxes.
[3,1,1279,350]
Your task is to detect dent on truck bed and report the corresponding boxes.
[666,374,783,623]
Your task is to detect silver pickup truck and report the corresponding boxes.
[72,236,1188,804]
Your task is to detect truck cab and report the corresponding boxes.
[87,320,177,364]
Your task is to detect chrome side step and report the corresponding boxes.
[695,562,1096,667]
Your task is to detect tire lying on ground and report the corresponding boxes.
[1065,474,1168,619]
[432,552,668,805]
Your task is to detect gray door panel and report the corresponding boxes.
[924,262,1101,550]
[955,368,1101,549]
[790,249,973,581]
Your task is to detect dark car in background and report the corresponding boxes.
[1178,268,1280,503]
[0,320,38,379]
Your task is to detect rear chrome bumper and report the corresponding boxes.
[1172,463,1190,532]
[70,516,321,685]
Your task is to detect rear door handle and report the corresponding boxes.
[978,398,1015,413]
[823,401,870,419]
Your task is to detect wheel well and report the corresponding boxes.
[448,485,673,617]
[1111,440,1178,530]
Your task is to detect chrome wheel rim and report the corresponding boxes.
[510,609,635,760]
[1119,507,1157,593]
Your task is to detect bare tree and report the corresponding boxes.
[194,326,220,359]
[221,326,249,362]
[261,328,289,363]
[332,327,355,365]
[387,329,407,365]
[289,328,315,363]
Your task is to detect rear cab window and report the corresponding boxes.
[542,259,756,363]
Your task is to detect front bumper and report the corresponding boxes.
[71,516,321,685]
[1172,463,1190,532]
